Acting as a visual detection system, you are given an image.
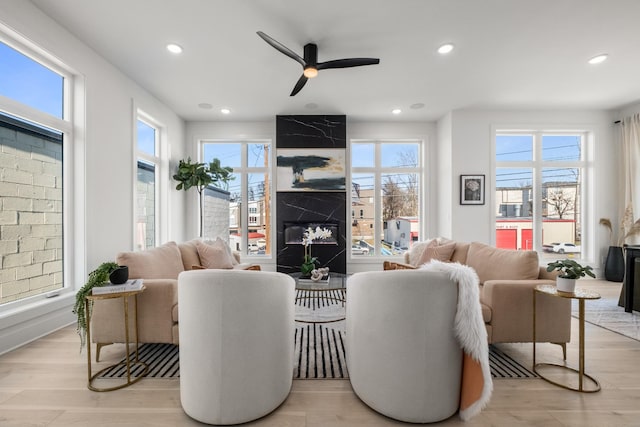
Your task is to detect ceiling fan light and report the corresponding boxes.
[303,67,318,78]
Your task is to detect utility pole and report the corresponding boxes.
[263,144,271,254]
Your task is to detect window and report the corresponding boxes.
[201,140,272,255]
[351,140,422,257]
[495,132,588,260]
[135,117,159,250]
[0,38,73,307]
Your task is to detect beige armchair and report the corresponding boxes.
[389,239,569,355]
[90,239,257,361]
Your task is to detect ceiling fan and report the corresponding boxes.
[257,31,380,96]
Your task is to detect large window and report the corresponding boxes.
[201,140,272,255]
[495,132,588,260]
[0,38,72,307]
[135,117,159,250]
[350,140,422,257]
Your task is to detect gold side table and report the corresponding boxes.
[533,284,601,392]
[85,286,148,391]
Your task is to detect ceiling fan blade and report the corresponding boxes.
[290,74,308,96]
[317,58,380,70]
[257,31,305,67]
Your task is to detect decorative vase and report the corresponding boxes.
[604,245,625,282]
[556,277,576,293]
[109,265,129,284]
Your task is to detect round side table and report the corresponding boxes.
[533,284,601,392]
[85,286,149,391]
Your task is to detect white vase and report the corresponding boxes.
[556,277,576,293]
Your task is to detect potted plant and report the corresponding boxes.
[73,261,119,350]
[546,259,595,293]
[600,215,640,282]
[173,157,234,237]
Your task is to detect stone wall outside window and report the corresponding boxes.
[0,122,63,304]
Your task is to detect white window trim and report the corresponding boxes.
[133,109,168,249]
[349,139,423,260]
[492,127,594,262]
[199,139,273,258]
[0,26,84,318]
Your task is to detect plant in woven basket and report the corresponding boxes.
[73,261,119,350]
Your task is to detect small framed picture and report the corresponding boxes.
[460,175,485,205]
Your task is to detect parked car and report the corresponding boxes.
[542,242,581,254]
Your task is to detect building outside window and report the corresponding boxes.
[350,140,422,257]
[0,39,72,306]
[201,140,272,255]
[495,132,588,261]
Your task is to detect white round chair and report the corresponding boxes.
[346,269,463,423]
[178,269,295,425]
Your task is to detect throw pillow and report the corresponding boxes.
[196,239,235,269]
[465,241,539,284]
[116,241,185,280]
[203,237,239,266]
[416,241,457,265]
[408,237,454,266]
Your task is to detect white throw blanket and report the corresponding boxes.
[420,260,493,421]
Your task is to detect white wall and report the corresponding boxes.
[436,112,453,237]
[0,1,185,354]
[445,109,617,268]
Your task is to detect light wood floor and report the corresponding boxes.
[1,279,640,426]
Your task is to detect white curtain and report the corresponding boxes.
[621,113,640,244]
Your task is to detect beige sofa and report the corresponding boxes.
[386,240,569,353]
[90,239,258,360]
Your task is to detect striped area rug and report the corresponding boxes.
[489,345,537,379]
[98,288,535,380]
[294,322,348,379]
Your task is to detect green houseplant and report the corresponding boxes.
[72,261,119,350]
[173,157,234,236]
[546,259,595,293]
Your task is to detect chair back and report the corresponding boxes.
[178,269,295,425]
[346,269,462,423]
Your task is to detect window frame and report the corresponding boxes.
[349,138,424,259]
[0,30,80,312]
[199,139,273,257]
[134,113,163,250]
[493,129,593,261]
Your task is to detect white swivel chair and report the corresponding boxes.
[178,269,295,425]
[346,269,463,423]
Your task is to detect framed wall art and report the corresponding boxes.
[460,174,485,205]
[276,148,346,191]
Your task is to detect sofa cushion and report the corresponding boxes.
[116,241,185,280]
[450,242,470,264]
[415,241,457,265]
[408,237,454,266]
[196,239,236,269]
[465,242,539,284]
[178,239,201,271]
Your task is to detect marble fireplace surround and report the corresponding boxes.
[276,115,347,274]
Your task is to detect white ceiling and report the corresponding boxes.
[30,0,640,122]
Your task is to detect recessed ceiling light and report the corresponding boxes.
[221,108,231,115]
[198,103,213,109]
[410,103,425,110]
[166,43,183,54]
[392,109,402,115]
[437,43,454,54]
[588,54,608,65]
